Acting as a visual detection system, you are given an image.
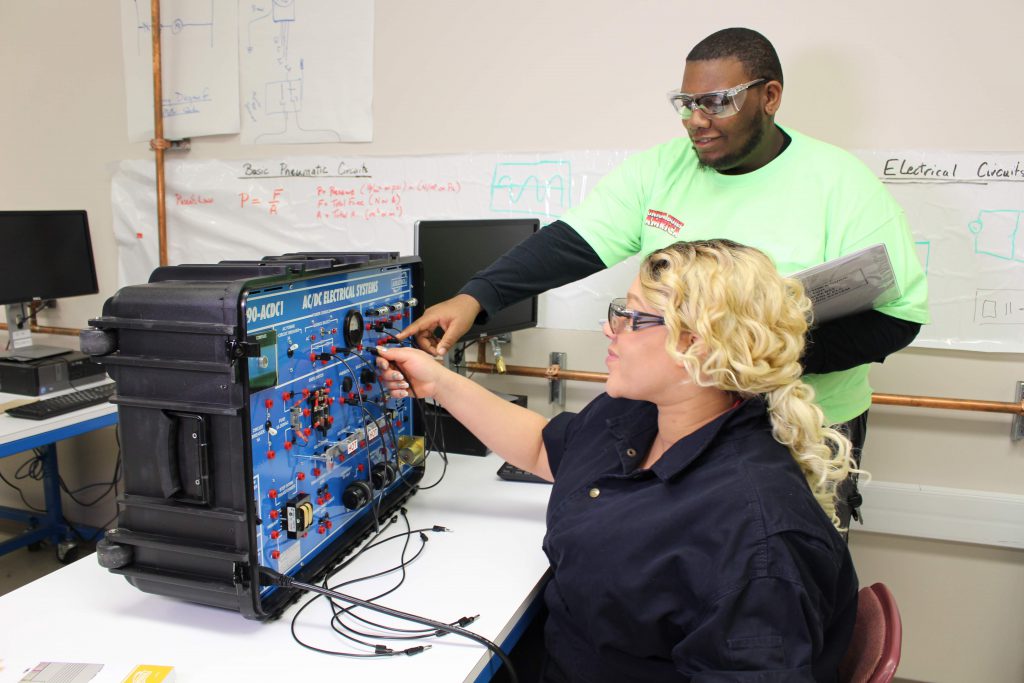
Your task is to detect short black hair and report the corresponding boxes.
[687,28,783,86]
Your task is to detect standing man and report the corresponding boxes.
[399,27,929,528]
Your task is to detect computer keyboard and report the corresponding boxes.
[496,461,551,484]
[5,383,116,420]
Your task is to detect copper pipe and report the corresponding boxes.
[465,361,608,384]
[150,0,169,266]
[463,361,1024,417]
[0,301,80,336]
[871,392,1024,416]
[0,323,79,337]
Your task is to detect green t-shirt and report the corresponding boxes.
[560,127,929,424]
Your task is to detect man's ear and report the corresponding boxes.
[763,80,783,117]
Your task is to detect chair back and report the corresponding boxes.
[838,582,903,683]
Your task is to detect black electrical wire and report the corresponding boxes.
[376,327,450,490]
[450,336,480,367]
[327,510,421,616]
[328,521,464,641]
[283,513,404,656]
[333,352,383,531]
[58,451,122,508]
[0,468,45,512]
[260,565,519,682]
[284,523,427,658]
[413,389,449,491]
[328,510,404,575]
[283,511,469,655]
[17,452,45,482]
[0,427,122,539]
[15,300,53,328]
[326,519,430,646]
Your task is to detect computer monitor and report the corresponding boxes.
[0,210,99,360]
[414,218,540,343]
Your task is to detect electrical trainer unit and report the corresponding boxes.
[83,252,424,620]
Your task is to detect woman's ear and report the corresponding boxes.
[677,331,697,355]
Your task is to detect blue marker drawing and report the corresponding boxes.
[266,79,302,116]
[131,0,216,53]
[132,0,216,119]
[914,240,931,274]
[967,209,1024,263]
[490,161,572,217]
[162,88,213,118]
[247,0,342,143]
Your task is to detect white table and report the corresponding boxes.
[0,380,117,560]
[0,452,552,682]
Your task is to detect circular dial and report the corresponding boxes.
[342,309,364,348]
[342,481,372,510]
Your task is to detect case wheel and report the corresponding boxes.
[96,537,133,569]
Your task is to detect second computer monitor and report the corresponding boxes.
[414,218,540,343]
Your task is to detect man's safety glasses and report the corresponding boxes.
[607,298,665,334]
[666,78,766,120]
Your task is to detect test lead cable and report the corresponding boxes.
[259,565,518,682]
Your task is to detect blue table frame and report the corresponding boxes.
[0,406,117,559]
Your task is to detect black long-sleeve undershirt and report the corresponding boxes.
[458,222,920,375]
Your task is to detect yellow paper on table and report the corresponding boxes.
[0,398,36,413]
[120,665,175,683]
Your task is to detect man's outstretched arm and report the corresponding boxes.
[399,221,605,354]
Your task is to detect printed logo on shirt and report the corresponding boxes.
[644,209,684,237]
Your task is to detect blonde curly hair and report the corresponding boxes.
[639,239,860,528]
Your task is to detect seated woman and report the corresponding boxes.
[377,239,860,682]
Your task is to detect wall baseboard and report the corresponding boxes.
[858,480,1024,549]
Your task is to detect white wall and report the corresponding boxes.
[1,2,1022,680]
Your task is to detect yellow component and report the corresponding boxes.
[298,502,314,530]
[397,435,426,467]
[121,664,175,682]
[495,356,507,374]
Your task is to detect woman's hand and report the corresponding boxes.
[375,346,448,400]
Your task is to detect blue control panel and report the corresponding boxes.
[242,263,420,594]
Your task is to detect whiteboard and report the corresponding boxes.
[111,149,1024,352]
[854,150,1024,352]
[111,151,632,333]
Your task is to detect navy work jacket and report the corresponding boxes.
[538,394,858,682]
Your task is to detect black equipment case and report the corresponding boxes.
[83,253,424,620]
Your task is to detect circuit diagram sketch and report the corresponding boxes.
[915,240,932,274]
[119,0,239,142]
[490,161,573,217]
[974,289,1024,325]
[968,209,1024,264]
[240,0,374,145]
[129,0,215,53]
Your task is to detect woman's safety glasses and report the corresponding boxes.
[666,79,766,120]
[607,298,665,334]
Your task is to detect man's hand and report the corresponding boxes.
[395,294,482,356]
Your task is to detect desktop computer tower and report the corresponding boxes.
[0,350,105,396]
[415,392,527,456]
[82,253,426,620]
